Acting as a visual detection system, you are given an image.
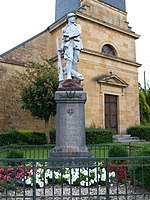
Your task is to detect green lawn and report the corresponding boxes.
[0,147,53,159]
[0,143,149,159]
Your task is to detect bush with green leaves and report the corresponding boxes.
[86,128,113,144]
[19,59,59,122]
[0,129,47,146]
[49,129,56,144]
[139,90,150,125]
[0,127,113,146]
[108,145,128,158]
[6,149,24,166]
[49,128,113,144]
[16,59,59,144]
[127,126,150,141]
[7,149,24,159]
[130,146,150,189]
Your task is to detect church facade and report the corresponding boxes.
[0,0,141,134]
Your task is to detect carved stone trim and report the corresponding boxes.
[97,73,129,88]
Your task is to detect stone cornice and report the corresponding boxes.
[0,58,25,67]
[96,73,129,88]
[48,10,140,40]
[82,48,141,68]
[48,18,66,33]
[76,11,140,39]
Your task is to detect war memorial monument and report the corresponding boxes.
[51,13,91,158]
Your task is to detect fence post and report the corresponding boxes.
[32,160,36,200]
[129,142,131,156]
[105,158,110,200]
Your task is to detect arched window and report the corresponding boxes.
[101,44,117,56]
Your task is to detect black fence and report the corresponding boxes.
[0,156,150,199]
[0,143,143,159]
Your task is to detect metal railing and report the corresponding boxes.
[0,143,142,159]
[0,157,150,199]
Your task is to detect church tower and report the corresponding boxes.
[55,0,126,21]
[54,0,140,134]
[55,0,80,21]
[0,0,140,133]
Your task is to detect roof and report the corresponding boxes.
[101,0,126,12]
[0,0,126,57]
[0,29,48,57]
[55,0,80,21]
[55,0,126,22]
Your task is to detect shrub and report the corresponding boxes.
[139,90,150,125]
[49,129,56,144]
[7,149,24,158]
[0,129,47,146]
[108,145,128,158]
[0,127,113,146]
[6,149,24,166]
[49,128,113,144]
[17,130,47,145]
[130,146,150,189]
[0,129,19,146]
[86,128,113,144]
[127,126,150,141]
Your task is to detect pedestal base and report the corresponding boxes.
[50,90,91,159]
[51,145,91,157]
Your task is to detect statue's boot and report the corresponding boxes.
[66,61,72,79]
[71,69,84,81]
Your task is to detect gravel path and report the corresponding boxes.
[1,184,149,200]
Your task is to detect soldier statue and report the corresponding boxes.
[61,13,84,81]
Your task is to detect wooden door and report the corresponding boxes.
[105,94,118,133]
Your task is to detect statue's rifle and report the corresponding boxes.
[56,37,64,82]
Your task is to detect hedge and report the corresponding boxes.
[50,128,113,144]
[130,146,150,189]
[85,128,113,144]
[0,127,113,146]
[0,129,47,146]
[127,126,150,141]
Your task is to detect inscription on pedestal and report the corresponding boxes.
[59,91,82,99]
[50,91,91,158]
[67,109,74,116]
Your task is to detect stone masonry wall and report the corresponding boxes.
[80,0,129,30]
[0,61,55,131]
[2,30,51,65]
[49,1,140,134]
[0,0,140,134]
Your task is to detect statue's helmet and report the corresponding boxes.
[66,13,77,22]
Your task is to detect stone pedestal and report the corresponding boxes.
[51,90,91,158]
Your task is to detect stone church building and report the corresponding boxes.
[0,0,141,134]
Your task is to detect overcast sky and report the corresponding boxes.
[0,0,149,87]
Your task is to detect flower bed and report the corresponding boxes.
[0,157,150,199]
[0,162,130,189]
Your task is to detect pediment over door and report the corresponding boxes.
[96,73,129,88]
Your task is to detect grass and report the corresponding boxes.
[89,145,109,157]
[0,147,53,159]
[0,143,149,159]
[0,146,106,159]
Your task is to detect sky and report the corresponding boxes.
[0,0,149,87]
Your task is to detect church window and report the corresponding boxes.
[101,44,117,56]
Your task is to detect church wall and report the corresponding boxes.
[0,60,55,132]
[79,17,136,62]
[80,0,128,30]
[0,0,140,134]
[2,31,51,65]
[65,1,140,133]
[78,53,140,133]
[0,30,56,132]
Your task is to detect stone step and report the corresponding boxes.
[130,137,140,140]
[113,134,142,143]
[113,134,131,138]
